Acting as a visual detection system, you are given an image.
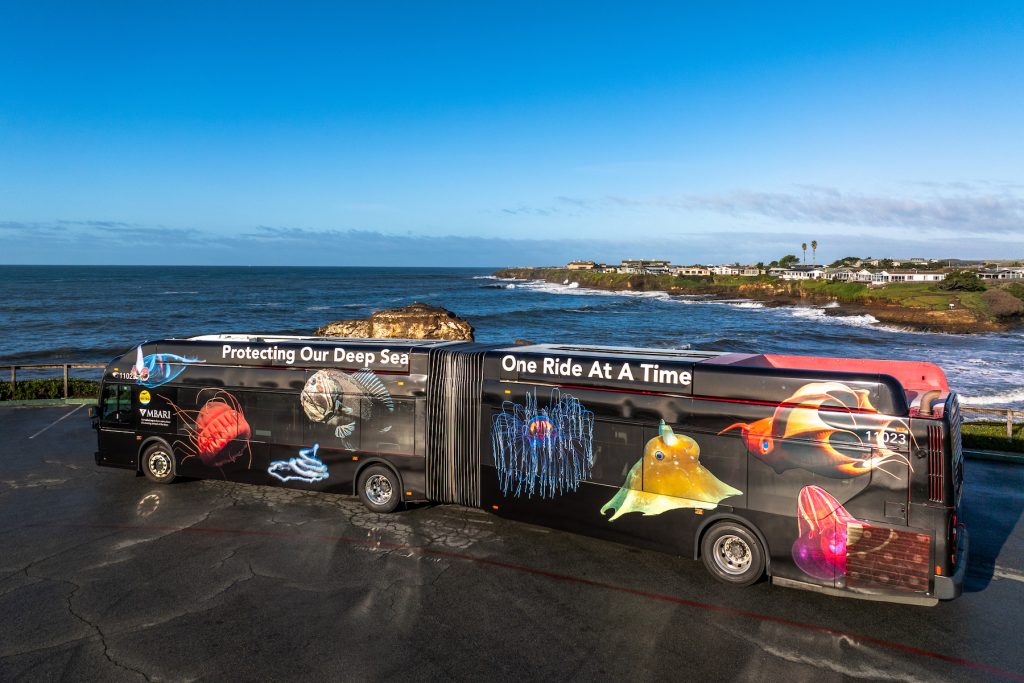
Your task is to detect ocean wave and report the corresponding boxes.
[824,301,840,308]
[958,389,1024,407]
[726,301,764,309]
[161,290,199,295]
[515,279,672,301]
[306,305,330,311]
[472,275,499,280]
[785,307,880,328]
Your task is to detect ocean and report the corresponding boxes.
[1,265,1021,409]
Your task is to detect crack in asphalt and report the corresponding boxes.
[62,580,154,682]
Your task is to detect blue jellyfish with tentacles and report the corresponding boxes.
[491,389,594,499]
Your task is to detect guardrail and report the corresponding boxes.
[960,405,1023,439]
[6,363,106,400]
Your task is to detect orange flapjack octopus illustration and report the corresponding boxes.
[719,381,911,479]
[601,421,741,521]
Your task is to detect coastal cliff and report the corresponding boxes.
[314,302,474,340]
[494,268,1024,334]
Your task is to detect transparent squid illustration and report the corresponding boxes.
[268,443,329,483]
[491,389,594,498]
[132,346,204,388]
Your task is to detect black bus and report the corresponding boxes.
[93,334,966,605]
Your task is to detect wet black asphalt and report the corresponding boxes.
[1,405,1023,682]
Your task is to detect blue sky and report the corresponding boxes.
[2,2,1023,265]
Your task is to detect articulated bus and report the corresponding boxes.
[93,334,966,605]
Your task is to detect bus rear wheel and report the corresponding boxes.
[700,522,765,587]
[357,465,400,513]
[142,444,177,484]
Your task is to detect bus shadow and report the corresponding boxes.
[962,461,1024,592]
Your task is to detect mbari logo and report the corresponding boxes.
[140,408,171,420]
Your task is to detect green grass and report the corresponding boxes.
[0,378,101,402]
[496,268,1022,322]
[961,421,1024,453]
[957,291,991,319]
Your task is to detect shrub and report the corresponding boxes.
[937,270,986,291]
[981,288,1024,318]
[0,378,101,401]
[962,421,1024,453]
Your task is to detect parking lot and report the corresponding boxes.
[2,405,1023,682]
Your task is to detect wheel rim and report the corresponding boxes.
[148,452,171,478]
[712,534,753,575]
[365,474,393,506]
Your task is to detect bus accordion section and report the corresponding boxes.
[93,335,967,604]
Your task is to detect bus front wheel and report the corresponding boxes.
[142,444,177,485]
[357,465,400,513]
[700,522,765,587]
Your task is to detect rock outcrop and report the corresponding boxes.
[314,303,474,341]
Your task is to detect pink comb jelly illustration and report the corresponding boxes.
[791,485,857,580]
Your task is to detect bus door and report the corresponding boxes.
[97,383,136,468]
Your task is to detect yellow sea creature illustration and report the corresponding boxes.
[601,421,741,521]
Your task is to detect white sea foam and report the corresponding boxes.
[824,301,840,308]
[161,290,199,295]
[472,275,499,280]
[959,389,1024,406]
[785,307,880,328]
[515,279,672,300]
[306,305,330,310]
[727,301,764,309]
[505,283,516,289]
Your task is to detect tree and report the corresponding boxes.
[801,242,807,264]
[779,254,800,268]
[938,270,986,292]
[811,240,818,264]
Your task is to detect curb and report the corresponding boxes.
[963,449,1024,465]
[0,398,98,407]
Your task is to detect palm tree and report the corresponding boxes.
[801,242,807,264]
[811,240,818,265]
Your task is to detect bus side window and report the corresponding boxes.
[588,421,643,487]
[361,398,415,454]
[101,384,132,423]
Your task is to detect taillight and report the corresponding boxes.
[927,424,944,503]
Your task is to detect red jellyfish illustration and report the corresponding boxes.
[172,390,252,468]
[791,485,858,581]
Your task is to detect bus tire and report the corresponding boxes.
[700,521,764,587]
[142,444,177,484]
[357,465,400,513]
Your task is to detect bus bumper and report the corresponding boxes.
[934,526,968,601]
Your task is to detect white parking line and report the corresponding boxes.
[994,565,1024,583]
[28,404,87,440]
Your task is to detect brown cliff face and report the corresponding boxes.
[314,303,474,341]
